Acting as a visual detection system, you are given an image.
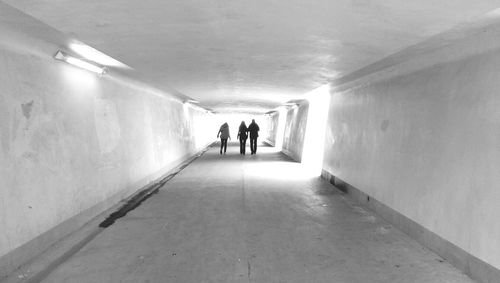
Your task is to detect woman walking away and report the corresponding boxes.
[237,121,248,155]
[217,122,230,154]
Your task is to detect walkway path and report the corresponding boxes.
[41,143,473,283]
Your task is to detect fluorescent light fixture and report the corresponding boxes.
[54,51,107,75]
[70,43,128,68]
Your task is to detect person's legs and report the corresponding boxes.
[250,138,256,154]
[254,138,258,154]
[239,139,243,154]
[220,139,224,154]
[242,138,246,154]
[222,139,227,154]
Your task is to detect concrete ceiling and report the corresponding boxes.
[3,0,500,113]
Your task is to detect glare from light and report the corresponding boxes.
[485,7,500,18]
[301,84,331,176]
[70,43,128,68]
[65,57,105,75]
[193,111,216,149]
[60,64,97,87]
[58,60,99,105]
[180,100,217,150]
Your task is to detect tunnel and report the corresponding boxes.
[1,1,500,283]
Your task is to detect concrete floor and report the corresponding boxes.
[41,143,474,283]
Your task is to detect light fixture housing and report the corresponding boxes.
[54,50,107,75]
[69,43,128,68]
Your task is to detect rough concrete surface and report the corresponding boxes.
[323,19,500,270]
[36,144,473,283]
[0,9,214,277]
[5,0,500,113]
[282,103,308,162]
[265,112,279,146]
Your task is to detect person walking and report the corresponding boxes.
[217,122,230,154]
[247,119,260,155]
[237,121,248,154]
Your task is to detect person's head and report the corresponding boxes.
[252,119,255,123]
[240,121,245,125]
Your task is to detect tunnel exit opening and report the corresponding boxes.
[301,85,331,176]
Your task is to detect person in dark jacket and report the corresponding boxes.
[247,119,260,154]
[237,121,248,155]
[217,122,230,154]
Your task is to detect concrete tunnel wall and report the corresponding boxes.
[322,19,500,273]
[3,1,500,281]
[0,13,214,277]
[281,102,309,162]
[264,112,279,146]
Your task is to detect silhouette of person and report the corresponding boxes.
[217,122,230,154]
[237,121,248,155]
[247,119,260,154]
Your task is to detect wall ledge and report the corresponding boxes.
[321,169,500,283]
[331,18,500,95]
[281,148,301,163]
[262,139,275,147]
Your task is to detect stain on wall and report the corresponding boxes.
[21,100,33,120]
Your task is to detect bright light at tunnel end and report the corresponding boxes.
[301,84,331,177]
[266,84,330,178]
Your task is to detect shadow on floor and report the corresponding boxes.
[203,142,296,163]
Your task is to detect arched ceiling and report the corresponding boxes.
[3,0,500,113]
